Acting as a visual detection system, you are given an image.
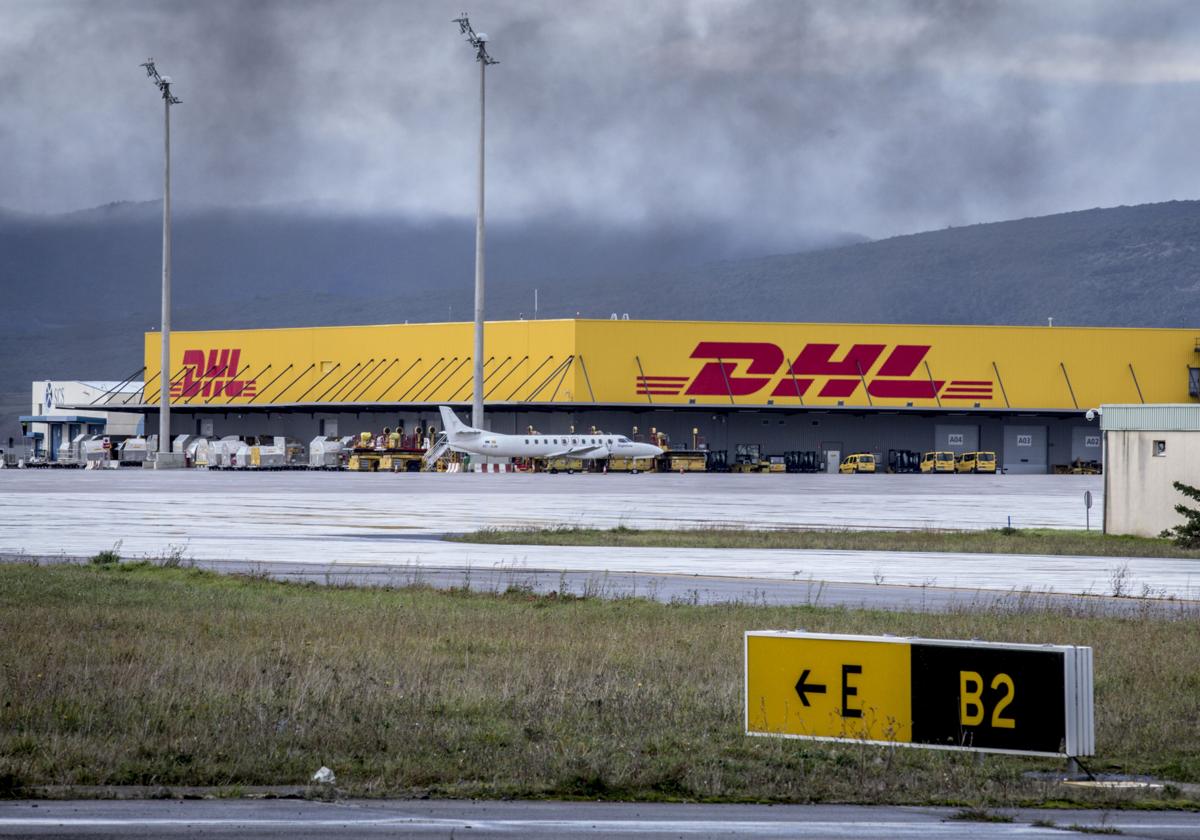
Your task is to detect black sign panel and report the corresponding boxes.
[910,643,1065,753]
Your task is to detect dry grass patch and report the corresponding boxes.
[453,526,1200,560]
[0,562,1197,806]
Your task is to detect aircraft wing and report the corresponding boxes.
[546,444,608,458]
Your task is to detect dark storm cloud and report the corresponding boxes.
[2,0,1200,238]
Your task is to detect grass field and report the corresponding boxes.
[454,526,1200,559]
[1,560,1198,807]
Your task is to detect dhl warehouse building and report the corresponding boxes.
[84,318,1200,473]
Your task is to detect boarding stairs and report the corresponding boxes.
[422,433,451,470]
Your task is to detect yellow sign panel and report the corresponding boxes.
[143,318,1198,410]
[746,633,912,743]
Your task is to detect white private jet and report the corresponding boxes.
[436,406,663,467]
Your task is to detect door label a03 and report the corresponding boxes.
[745,632,1094,757]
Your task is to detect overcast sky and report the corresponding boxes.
[4,0,1200,239]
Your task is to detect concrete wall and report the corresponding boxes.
[1104,430,1200,536]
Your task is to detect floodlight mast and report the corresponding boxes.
[141,58,181,458]
[453,14,497,430]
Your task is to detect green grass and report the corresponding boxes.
[1,562,1198,807]
[452,526,1200,559]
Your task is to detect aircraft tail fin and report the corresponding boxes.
[438,406,470,439]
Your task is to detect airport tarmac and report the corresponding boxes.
[1,470,1100,530]
[4,471,1196,604]
[1,800,1197,839]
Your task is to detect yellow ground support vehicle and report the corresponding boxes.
[607,455,654,473]
[543,456,585,474]
[658,450,708,472]
[955,451,997,473]
[920,451,956,473]
[839,453,876,474]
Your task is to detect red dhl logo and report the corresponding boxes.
[170,349,257,399]
[637,341,992,401]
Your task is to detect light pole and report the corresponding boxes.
[141,58,181,458]
[453,14,497,430]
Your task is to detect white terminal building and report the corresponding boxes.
[19,380,144,461]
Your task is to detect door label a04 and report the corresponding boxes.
[745,631,1094,757]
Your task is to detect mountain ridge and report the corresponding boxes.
[3,199,1199,441]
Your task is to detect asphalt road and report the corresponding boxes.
[2,800,1197,839]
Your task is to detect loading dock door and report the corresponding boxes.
[934,424,979,456]
[1003,425,1048,474]
[822,441,842,473]
[1071,426,1102,464]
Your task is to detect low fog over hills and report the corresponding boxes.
[3,198,1199,440]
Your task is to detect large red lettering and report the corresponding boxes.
[876,345,929,377]
[790,343,885,376]
[169,348,256,400]
[774,344,884,399]
[685,342,783,397]
[868,344,941,398]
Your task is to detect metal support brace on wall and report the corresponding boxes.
[249,363,295,405]
[1060,362,1079,409]
[397,358,445,402]
[991,361,1010,408]
[352,358,397,402]
[411,358,458,402]
[421,357,469,402]
[577,355,596,403]
[145,366,187,405]
[855,359,873,407]
[317,361,367,403]
[549,356,575,402]
[634,355,653,404]
[506,356,553,402]
[924,361,942,408]
[375,358,423,402]
[526,356,573,402]
[268,363,316,404]
[487,356,527,399]
[89,367,146,406]
[784,357,804,405]
[1127,363,1145,404]
[331,358,382,402]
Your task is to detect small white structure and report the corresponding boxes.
[1102,404,1200,537]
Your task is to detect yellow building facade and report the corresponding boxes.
[141,319,1199,412]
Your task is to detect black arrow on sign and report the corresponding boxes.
[794,669,827,707]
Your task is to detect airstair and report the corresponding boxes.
[422,433,450,470]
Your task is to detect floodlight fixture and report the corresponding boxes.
[141,57,182,104]
[454,13,498,65]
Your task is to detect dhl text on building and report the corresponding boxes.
[78,319,1200,474]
